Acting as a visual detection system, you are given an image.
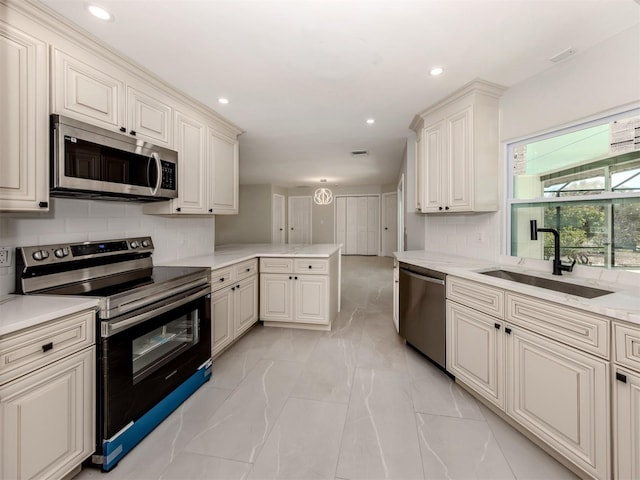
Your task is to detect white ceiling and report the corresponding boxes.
[39,0,640,188]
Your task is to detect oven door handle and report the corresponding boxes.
[103,286,210,337]
[116,278,210,316]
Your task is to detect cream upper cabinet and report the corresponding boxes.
[144,109,208,215]
[209,128,239,214]
[126,86,173,147]
[52,48,174,148]
[0,20,49,212]
[410,80,505,213]
[613,322,640,480]
[52,47,125,132]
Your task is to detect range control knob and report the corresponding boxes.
[54,248,66,258]
[32,250,49,261]
[130,241,140,249]
[141,239,151,248]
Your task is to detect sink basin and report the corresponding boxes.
[479,270,613,299]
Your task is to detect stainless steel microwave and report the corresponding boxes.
[50,114,178,201]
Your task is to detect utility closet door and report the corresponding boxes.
[272,194,285,244]
[335,195,379,256]
[288,196,312,244]
[382,193,398,257]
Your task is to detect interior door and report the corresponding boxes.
[382,193,398,257]
[288,196,311,244]
[367,196,379,255]
[272,194,285,244]
[335,196,346,248]
[345,197,358,254]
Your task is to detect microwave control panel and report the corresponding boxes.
[160,161,176,191]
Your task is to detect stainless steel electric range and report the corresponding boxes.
[15,237,212,472]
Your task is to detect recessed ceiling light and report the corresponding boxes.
[366,118,375,125]
[429,66,444,76]
[218,98,229,105]
[86,4,113,21]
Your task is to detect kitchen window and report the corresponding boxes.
[507,109,640,269]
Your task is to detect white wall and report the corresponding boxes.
[402,133,425,251]
[215,184,273,244]
[422,25,640,260]
[0,198,215,295]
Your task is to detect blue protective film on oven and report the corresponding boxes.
[101,360,212,471]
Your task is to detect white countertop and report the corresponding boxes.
[394,250,640,326]
[163,244,342,270]
[0,295,99,337]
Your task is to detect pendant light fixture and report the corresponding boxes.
[314,179,333,205]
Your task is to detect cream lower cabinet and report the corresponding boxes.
[446,301,504,409]
[0,16,49,212]
[0,310,95,480]
[446,276,611,480]
[507,326,609,480]
[260,255,338,330]
[211,259,259,358]
[612,322,640,480]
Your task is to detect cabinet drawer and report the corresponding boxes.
[446,276,504,319]
[506,293,610,359]
[294,258,328,274]
[614,322,640,372]
[211,266,234,292]
[0,309,95,386]
[260,257,293,274]
[234,259,258,281]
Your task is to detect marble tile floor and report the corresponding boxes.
[76,256,578,480]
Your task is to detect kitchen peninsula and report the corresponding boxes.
[165,244,342,356]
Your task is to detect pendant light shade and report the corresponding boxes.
[314,187,333,205]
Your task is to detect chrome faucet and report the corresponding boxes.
[529,220,576,275]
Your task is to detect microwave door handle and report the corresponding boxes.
[149,153,161,195]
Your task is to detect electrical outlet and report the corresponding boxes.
[0,247,12,267]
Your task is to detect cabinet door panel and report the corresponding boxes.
[447,107,472,210]
[507,327,609,480]
[52,48,124,130]
[0,348,94,480]
[127,86,172,147]
[614,367,640,480]
[0,23,48,211]
[212,288,234,356]
[175,111,207,213]
[422,121,445,212]
[294,275,328,324]
[235,276,258,336]
[260,274,292,322]
[209,130,239,214]
[446,301,504,408]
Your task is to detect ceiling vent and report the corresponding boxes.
[350,150,369,157]
[549,47,576,63]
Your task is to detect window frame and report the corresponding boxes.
[505,107,640,265]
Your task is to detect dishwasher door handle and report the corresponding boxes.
[401,269,445,286]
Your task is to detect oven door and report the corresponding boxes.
[98,288,211,440]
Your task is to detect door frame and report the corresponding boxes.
[272,193,286,244]
[381,191,398,257]
[397,174,405,252]
[287,195,312,244]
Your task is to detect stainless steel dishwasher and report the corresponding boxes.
[398,262,446,370]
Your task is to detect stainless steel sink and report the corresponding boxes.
[479,270,613,299]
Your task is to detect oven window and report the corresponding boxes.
[131,309,200,383]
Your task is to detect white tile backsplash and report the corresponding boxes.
[0,198,215,295]
[425,211,502,262]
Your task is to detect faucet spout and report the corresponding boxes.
[529,220,575,275]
